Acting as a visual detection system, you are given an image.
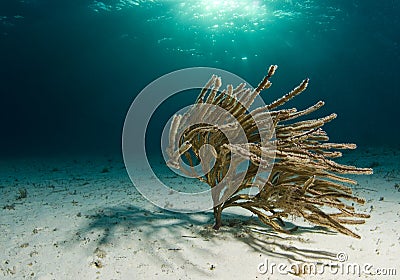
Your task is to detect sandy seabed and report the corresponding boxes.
[1,147,399,280]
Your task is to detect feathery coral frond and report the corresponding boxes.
[166,66,372,238]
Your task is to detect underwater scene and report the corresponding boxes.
[1,0,399,279]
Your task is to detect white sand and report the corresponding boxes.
[1,147,399,279]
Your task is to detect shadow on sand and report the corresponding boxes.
[74,204,339,264]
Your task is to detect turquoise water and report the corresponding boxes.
[0,0,399,156]
[0,3,399,278]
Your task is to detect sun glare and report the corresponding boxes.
[178,0,267,32]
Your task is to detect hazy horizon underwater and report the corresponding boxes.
[0,0,399,279]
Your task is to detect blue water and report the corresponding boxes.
[0,0,399,157]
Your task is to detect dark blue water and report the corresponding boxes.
[1,0,399,157]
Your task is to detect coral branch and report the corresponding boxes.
[166,65,372,239]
